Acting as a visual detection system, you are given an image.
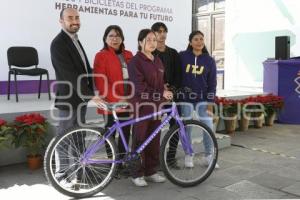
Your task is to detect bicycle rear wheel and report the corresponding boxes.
[44,127,118,198]
[160,120,218,187]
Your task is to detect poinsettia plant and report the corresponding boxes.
[259,94,284,116]
[237,96,265,120]
[0,118,15,149]
[242,94,284,117]
[12,113,48,156]
[215,97,239,117]
[237,98,253,119]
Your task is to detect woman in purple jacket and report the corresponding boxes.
[127,29,173,187]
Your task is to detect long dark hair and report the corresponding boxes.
[102,25,125,50]
[186,30,209,54]
[137,29,155,51]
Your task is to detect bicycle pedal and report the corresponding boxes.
[119,168,131,178]
[121,156,140,176]
[113,173,122,179]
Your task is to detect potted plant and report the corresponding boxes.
[12,113,48,170]
[246,95,265,128]
[216,97,238,135]
[262,94,284,126]
[238,99,252,131]
[0,118,15,149]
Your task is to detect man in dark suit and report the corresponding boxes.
[51,8,103,131]
[51,8,103,184]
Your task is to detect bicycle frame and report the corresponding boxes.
[81,102,194,165]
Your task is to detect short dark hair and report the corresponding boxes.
[137,29,155,51]
[187,30,209,54]
[102,25,125,50]
[151,22,168,32]
[60,8,77,19]
[60,8,65,19]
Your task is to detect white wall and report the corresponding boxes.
[225,0,300,91]
[0,0,192,81]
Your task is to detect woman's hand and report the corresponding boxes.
[163,90,173,100]
[206,104,214,117]
[91,96,107,109]
[164,83,170,90]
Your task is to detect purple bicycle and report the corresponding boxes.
[44,99,218,198]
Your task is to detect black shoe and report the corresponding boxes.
[115,163,131,178]
[167,160,181,170]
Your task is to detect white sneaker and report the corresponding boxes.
[131,177,148,187]
[59,178,76,188]
[184,155,194,168]
[203,155,220,169]
[145,173,166,183]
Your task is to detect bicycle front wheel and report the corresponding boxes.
[44,127,118,198]
[160,120,218,187]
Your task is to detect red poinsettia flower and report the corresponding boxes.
[0,118,7,127]
[15,113,46,125]
[215,97,239,117]
[241,94,284,115]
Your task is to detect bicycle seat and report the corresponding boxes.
[106,102,129,112]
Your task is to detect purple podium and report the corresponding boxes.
[263,59,300,124]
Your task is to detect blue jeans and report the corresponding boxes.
[181,102,213,156]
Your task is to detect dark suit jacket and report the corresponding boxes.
[50,30,94,110]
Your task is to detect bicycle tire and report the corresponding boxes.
[160,120,218,187]
[44,126,118,198]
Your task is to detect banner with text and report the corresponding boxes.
[0,0,192,81]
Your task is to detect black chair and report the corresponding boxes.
[7,46,51,102]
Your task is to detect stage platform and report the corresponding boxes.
[0,89,263,116]
[0,93,100,124]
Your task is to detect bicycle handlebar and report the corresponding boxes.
[95,101,129,112]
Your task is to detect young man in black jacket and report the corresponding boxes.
[151,22,182,168]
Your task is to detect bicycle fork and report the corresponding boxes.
[175,115,194,156]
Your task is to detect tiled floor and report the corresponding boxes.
[1,124,300,200]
